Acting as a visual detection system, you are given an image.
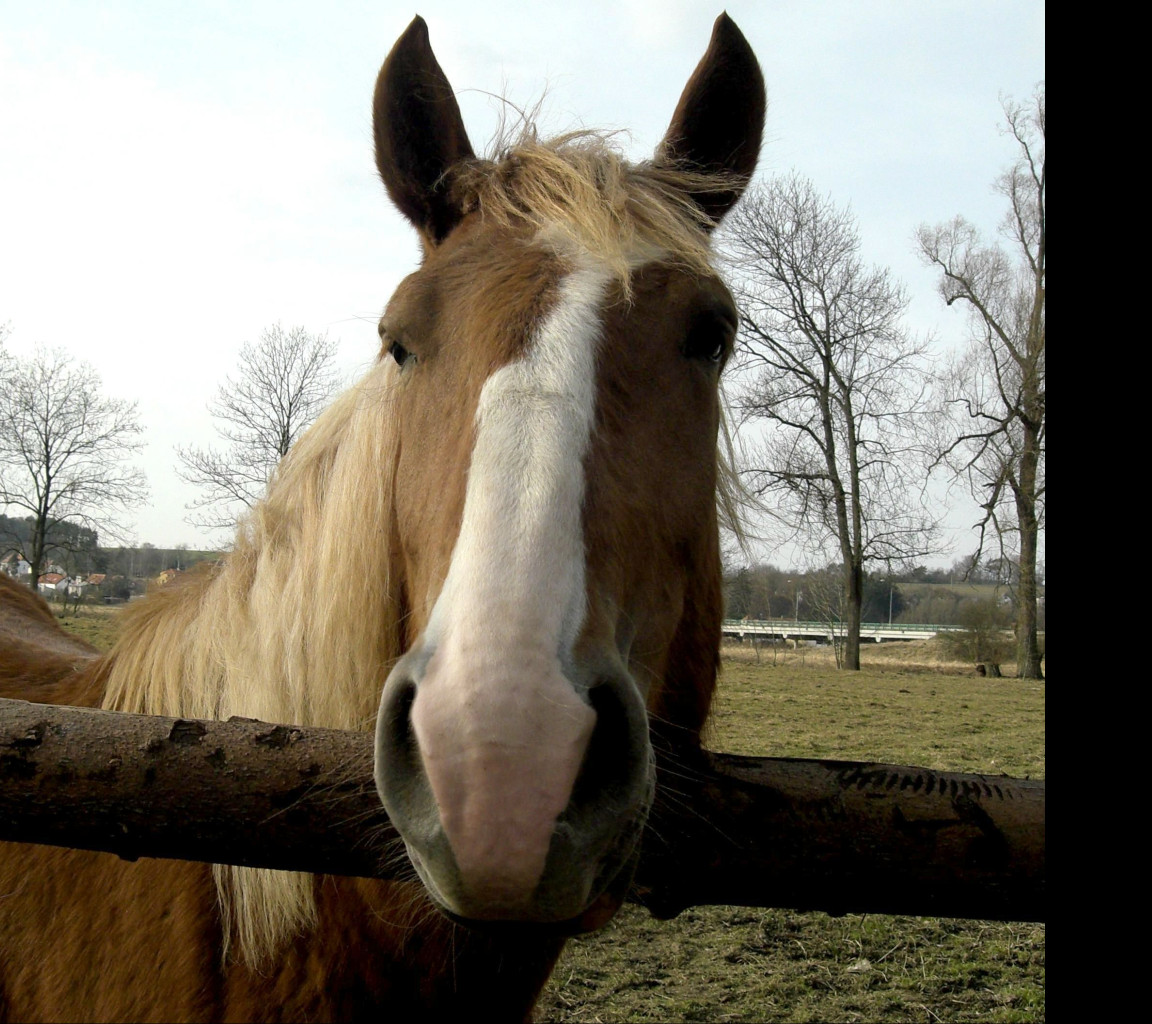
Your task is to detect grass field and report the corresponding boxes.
[537,641,1045,1023]
[54,612,1045,1022]
[52,603,124,650]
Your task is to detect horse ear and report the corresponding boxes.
[655,13,766,225]
[373,16,475,244]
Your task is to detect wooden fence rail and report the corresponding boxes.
[0,698,1044,923]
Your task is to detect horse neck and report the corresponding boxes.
[102,371,406,732]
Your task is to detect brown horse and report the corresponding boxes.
[0,13,764,1021]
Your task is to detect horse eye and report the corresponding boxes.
[379,321,414,369]
[682,313,733,365]
[388,339,412,368]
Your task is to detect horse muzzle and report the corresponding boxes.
[374,645,653,926]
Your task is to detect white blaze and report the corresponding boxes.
[410,261,611,908]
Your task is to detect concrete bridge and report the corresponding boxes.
[721,619,962,644]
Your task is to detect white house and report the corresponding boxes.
[1,553,32,578]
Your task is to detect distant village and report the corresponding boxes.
[1,548,221,603]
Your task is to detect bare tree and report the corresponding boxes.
[0,346,147,586]
[916,87,1045,679]
[803,566,848,668]
[723,173,939,670]
[176,324,340,531]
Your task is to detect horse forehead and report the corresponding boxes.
[628,262,734,318]
[388,231,574,357]
[389,225,731,382]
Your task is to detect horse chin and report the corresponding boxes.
[420,836,642,937]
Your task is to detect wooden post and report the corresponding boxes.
[0,698,1043,922]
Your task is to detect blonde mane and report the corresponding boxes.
[103,367,403,730]
[102,367,405,959]
[99,132,744,962]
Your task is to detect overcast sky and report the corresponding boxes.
[0,1,1044,565]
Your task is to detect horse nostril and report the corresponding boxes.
[380,674,417,752]
[374,672,428,820]
[570,674,651,813]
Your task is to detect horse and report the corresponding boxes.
[0,13,764,1021]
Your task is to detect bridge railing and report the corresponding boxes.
[722,619,964,635]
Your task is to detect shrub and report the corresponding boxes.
[937,598,1015,666]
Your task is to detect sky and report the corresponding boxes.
[0,1,1044,565]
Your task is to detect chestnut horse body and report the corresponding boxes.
[0,15,764,1021]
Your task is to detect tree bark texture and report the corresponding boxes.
[0,698,1044,923]
[1015,438,1043,678]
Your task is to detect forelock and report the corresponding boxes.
[448,129,735,294]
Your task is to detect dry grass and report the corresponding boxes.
[709,639,1045,778]
[721,635,1032,676]
[52,603,123,651]
[537,643,1045,1022]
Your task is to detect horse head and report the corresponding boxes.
[372,14,764,930]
